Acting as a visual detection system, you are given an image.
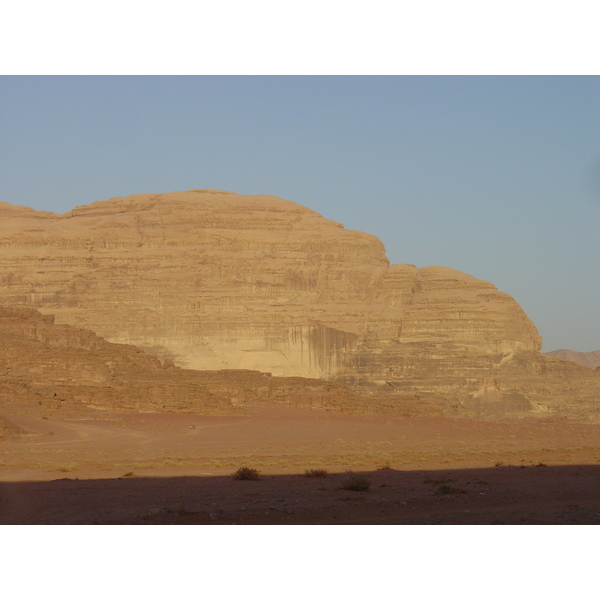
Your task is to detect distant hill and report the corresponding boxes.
[544,349,600,370]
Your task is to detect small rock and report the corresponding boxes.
[209,512,221,521]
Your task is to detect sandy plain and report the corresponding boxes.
[2,404,600,524]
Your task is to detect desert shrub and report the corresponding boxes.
[377,461,393,471]
[435,483,466,495]
[232,466,260,480]
[305,469,328,478]
[424,477,453,484]
[55,462,79,473]
[341,471,371,491]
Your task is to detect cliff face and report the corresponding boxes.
[0,306,363,414]
[0,190,540,382]
[2,190,599,421]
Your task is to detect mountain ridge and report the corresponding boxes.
[545,349,600,370]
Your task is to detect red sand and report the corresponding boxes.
[2,405,600,524]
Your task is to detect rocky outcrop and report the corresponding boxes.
[0,306,364,415]
[545,349,600,370]
[0,190,599,421]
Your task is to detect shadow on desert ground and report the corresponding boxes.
[2,464,600,525]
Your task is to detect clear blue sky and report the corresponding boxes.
[1,76,599,352]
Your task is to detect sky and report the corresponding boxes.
[1,75,599,352]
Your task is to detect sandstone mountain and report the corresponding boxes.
[1,190,599,421]
[545,349,600,370]
[0,190,541,375]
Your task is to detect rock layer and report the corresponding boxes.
[0,191,539,375]
[0,190,598,420]
[0,306,363,415]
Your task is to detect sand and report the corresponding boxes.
[1,405,600,524]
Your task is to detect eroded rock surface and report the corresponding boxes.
[0,190,599,420]
[0,191,539,373]
[0,307,363,415]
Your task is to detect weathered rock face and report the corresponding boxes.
[545,349,600,370]
[0,190,540,380]
[1,190,599,421]
[0,306,364,414]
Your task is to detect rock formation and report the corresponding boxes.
[0,306,363,415]
[545,349,600,370]
[0,191,540,373]
[0,190,599,420]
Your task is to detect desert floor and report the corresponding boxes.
[1,405,600,524]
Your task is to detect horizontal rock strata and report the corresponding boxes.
[1,190,599,421]
[0,307,364,415]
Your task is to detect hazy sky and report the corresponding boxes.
[1,75,599,352]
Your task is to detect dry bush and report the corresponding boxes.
[232,466,260,480]
[377,461,393,471]
[305,469,328,478]
[50,462,79,473]
[341,471,371,491]
[435,483,466,495]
